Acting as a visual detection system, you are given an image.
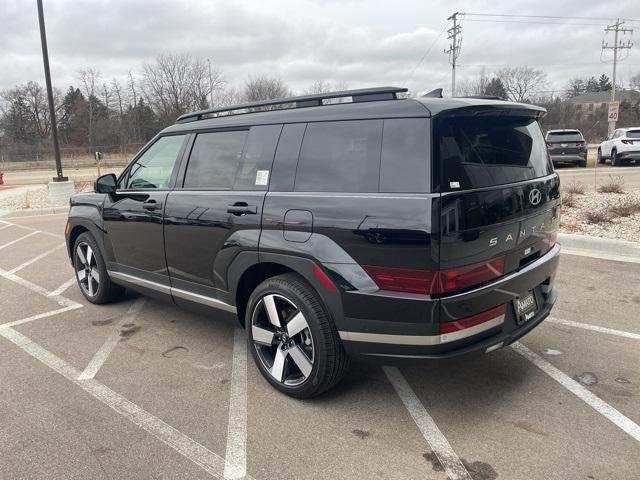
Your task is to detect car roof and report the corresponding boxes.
[546,129,582,133]
[163,95,546,135]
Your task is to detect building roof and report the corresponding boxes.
[568,89,640,104]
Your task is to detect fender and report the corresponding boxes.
[67,193,106,260]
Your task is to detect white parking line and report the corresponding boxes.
[0,224,13,231]
[224,328,248,480]
[548,317,640,341]
[383,366,472,480]
[0,326,256,480]
[0,304,83,329]
[6,242,66,275]
[48,276,77,297]
[0,231,39,250]
[512,342,640,443]
[78,297,146,380]
[0,220,63,239]
[0,267,81,309]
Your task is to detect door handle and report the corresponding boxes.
[142,200,162,211]
[227,203,258,215]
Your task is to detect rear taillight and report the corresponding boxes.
[545,141,552,147]
[576,141,585,146]
[439,304,506,334]
[362,256,505,296]
[621,139,634,145]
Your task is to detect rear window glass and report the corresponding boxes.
[627,130,640,139]
[437,116,552,192]
[546,131,583,142]
[295,120,382,193]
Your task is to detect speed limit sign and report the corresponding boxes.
[608,101,620,121]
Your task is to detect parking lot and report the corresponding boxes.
[0,213,638,480]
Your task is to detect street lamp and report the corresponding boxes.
[37,0,67,182]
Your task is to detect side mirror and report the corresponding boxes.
[94,173,117,194]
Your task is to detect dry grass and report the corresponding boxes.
[584,210,611,224]
[565,179,585,195]
[609,200,640,218]
[597,175,625,194]
[562,192,576,208]
[74,180,93,193]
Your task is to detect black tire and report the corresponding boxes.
[611,149,620,166]
[597,148,605,164]
[246,273,349,398]
[578,160,587,168]
[73,232,125,304]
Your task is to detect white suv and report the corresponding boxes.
[598,127,640,166]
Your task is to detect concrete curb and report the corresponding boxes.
[558,232,640,264]
[0,206,69,219]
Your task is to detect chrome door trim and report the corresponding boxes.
[108,270,237,314]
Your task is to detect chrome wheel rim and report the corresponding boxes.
[251,294,314,386]
[75,242,99,297]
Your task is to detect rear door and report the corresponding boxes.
[434,112,560,318]
[163,124,282,305]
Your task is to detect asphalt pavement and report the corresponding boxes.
[0,213,638,480]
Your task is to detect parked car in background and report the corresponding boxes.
[65,87,561,398]
[545,129,587,167]
[598,127,640,166]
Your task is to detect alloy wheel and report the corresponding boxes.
[251,294,314,386]
[75,242,100,297]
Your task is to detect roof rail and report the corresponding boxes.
[458,95,504,100]
[176,86,408,123]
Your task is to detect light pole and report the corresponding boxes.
[37,0,66,182]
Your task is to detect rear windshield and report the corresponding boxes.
[627,130,640,139]
[437,116,552,192]
[546,131,583,142]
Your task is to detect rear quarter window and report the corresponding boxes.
[436,116,552,192]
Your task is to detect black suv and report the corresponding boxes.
[545,129,587,167]
[66,87,561,398]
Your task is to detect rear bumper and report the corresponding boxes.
[339,244,561,363]
[617,151,640,160]
[550,154,586,164]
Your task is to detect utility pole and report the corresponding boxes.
[207,58,214,107]
[602,19,633,133]
[37,0,66,181]
[445,12,462,96]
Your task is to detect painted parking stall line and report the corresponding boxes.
[78,297,147,381]
[0,326,257,480]
[0,230,39,250]
[0,219,63,239]
[512,342,640,443]
[224,328,248,480]
[548,317,640,341]
[6,242,66,274]
[0,267,81,309]
[384,366,472,480]
[0,304,83,329]
[48,276,77,297]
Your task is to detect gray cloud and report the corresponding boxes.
[1,0,639,96]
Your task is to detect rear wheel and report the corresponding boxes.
[246,273,348,398]
[578,160,587,168]
[597,148,605,164]
[611,149,621,166]
[73,232,125,304]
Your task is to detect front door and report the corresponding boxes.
[103,134,188,290]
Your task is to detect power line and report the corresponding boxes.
[464,18,606,27]
[601,19,634,132]
[464,13,640,23]
[403,24,448,86]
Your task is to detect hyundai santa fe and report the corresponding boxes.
[65,86,561,398]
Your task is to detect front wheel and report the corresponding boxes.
[246,273,348,398]
[73,232,125,304]
[597,148,605,164]
[611,149,621,166]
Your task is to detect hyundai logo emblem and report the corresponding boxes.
[529,188,542,206]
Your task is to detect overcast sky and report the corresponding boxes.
[1,0,639,96]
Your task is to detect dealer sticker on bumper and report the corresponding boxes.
[515,290,537,325]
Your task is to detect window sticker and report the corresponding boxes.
[255,170,270,186]
[449,181,460,189]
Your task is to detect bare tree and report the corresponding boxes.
[0,81,62,140]
[243,75,290,103]
[496,66,547,103]
[214,87,243,107]
[304,80,349,95]
[76,68,101,148]
[142,53,223,126]
[456,68,491,97]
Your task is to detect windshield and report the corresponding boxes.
[437,116,553,192]
[546,131,583,142]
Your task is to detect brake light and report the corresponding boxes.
[621,139,634,145]
[545,142,552,147]
[439,304,506,334]
[362,256,505,295]
[576,141,585,146]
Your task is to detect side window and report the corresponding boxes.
[234,125,282,191]
[295,120,383,193]
[124,135,186,189]
[183,131,249,189]
[380,118,430,193]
